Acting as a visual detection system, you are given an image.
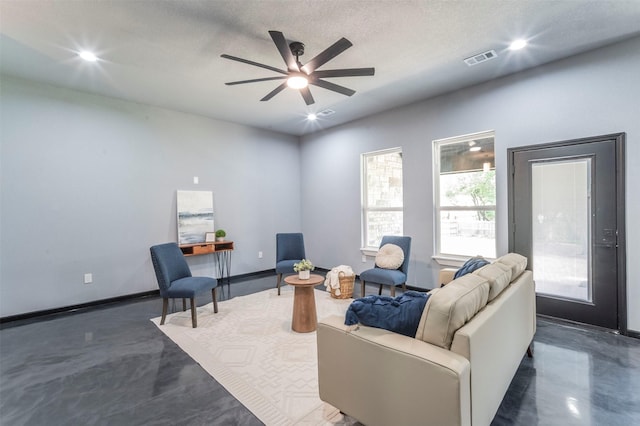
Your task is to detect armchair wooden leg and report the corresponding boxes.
[361,280,366,297]
[182,298,187,311]
[378,284,383,296]
[390,285,396,297]
[277,273,282,296]
[190,297,197,328]
[402,283,407,292]
[527,344,533,358]
[212,288,219,313]
[160,298,168,325]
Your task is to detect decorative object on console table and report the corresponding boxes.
[205,232,215,243]
[179,241,234,298]
[215,229,226,242]
[176,190,214,244]
[293,259,314,280]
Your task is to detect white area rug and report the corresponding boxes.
[151,287,356,425]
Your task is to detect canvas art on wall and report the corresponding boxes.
[177,190,214,244]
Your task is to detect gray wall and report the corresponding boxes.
[2,37,638,333]
[0,77,300,317]
[300,36,640,332]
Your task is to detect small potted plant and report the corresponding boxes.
[293,258,314,280]
[215,229,226,242]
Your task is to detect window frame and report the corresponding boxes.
[433,130,496,266]
[361,147,404,253]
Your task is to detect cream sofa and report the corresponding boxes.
[317,253,535,426]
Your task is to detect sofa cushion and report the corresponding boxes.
[473,262,512,301]
[344,291,430,337]
[495,253,527,280]
[375,243,405,269]
[415,274,490,349]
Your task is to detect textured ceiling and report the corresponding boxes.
[2,0,640,136]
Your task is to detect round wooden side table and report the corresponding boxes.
[284,273,324,332]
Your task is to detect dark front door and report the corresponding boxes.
[508,133,626,331]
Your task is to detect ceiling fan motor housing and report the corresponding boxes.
[289,41,305,58]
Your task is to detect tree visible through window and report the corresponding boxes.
[362,148,403,249]
[434,132,496,258]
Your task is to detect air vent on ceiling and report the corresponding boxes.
[317,109,335,117]
[464,50,498,67]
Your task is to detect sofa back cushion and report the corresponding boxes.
[473,262,512,301]
[494,253,527,280]
[415,274,490,349]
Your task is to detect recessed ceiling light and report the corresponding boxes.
[470,146,482,152]
[78,50,98,62]
[509,39,527,51]
[307,113,317,121]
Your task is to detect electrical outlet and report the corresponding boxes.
[193,176,199,184]
[84,273,93,284]
[258,251,263,259]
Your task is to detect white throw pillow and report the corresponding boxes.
[375,243,405,269]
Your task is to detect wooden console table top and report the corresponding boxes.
[179,241,234,256]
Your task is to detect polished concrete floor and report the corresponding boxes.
[1,275,639,425]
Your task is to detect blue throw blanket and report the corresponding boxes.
[344,291,430,337]
[453,256,489,279]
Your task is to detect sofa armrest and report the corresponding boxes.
[317,315,471,426]
[439,268,458,285]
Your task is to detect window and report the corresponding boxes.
[434,131,496,259]
[361,148,403,250]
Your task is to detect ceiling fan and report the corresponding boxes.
[221,30,375,105]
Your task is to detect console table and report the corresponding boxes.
[180,241,234,297]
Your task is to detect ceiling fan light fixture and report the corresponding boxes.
[287,75,308,89]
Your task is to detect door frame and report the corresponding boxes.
[507,133,627,334]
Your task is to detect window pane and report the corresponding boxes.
[440,211,496,257]
[366,152,403,208]
[366,211,403,248]
[532,159,591,301]
[440,170,495,207]
[434,132,496,258]
[440,137,494,173]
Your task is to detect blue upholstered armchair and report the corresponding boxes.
[150,242,219,328]
[275,233,306,296]
[359,236,412,297]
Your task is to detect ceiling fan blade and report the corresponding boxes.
[225,76,287,86]
[300,37,352,74]
[221,54,288,75]
[310,79,356,97]
[260,82,288,102]
[300,87,315,105]
[269,30,299,72]
[312,68,375,78]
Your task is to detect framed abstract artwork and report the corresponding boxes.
[176,190,214,244]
